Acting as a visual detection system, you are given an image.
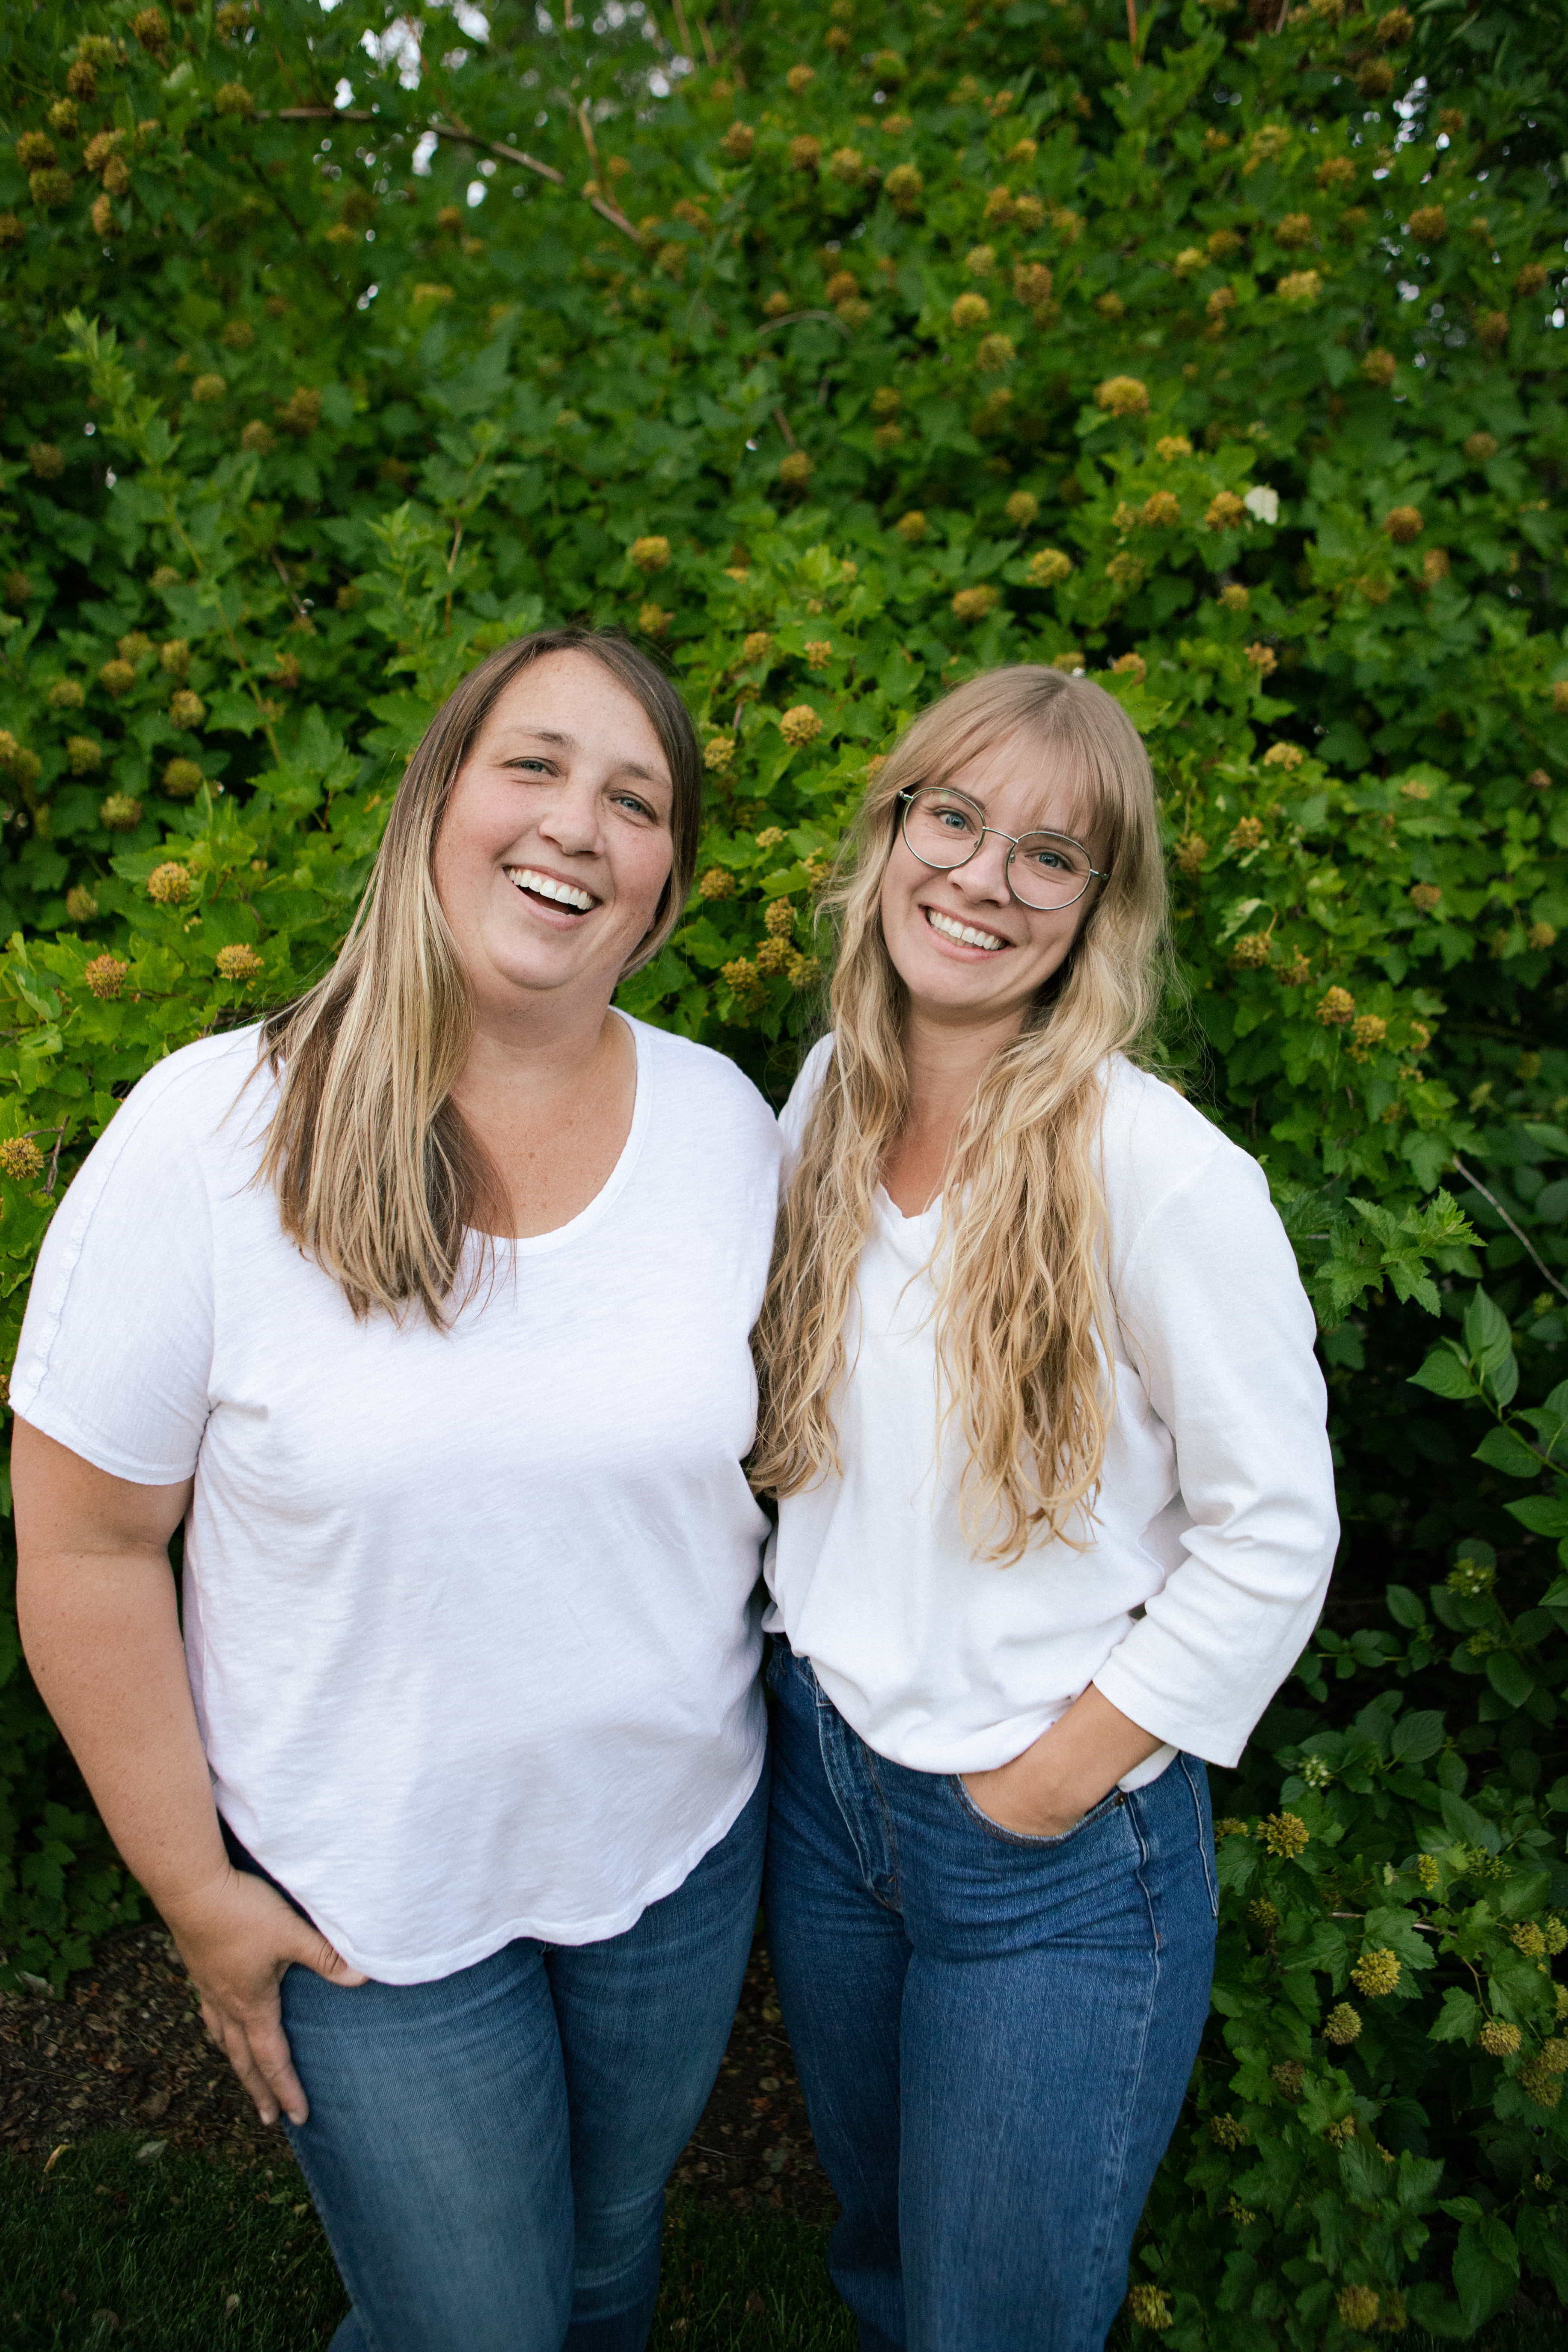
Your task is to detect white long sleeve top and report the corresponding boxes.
[763,1039,1338,1784]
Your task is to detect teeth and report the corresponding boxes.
[926,906,1005,951]
[507,867,595,913]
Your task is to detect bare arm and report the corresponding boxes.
[13,1419,364,2124]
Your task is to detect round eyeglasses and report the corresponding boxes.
[897,785,1109,913]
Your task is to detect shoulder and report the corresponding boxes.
[775,1032,835,1162]
[1096,1057,1269,1236]
[107,1023,274,1156]
[628,1018,779,1151]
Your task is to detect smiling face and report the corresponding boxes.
[432,648,676,1025]
[877,727,1099,1035]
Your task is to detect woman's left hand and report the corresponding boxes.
[960,1685,1164,1837]
[960,1757,1100,1839]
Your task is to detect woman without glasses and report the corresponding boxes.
[13,631,780,2352]
[753,665,1338,2352]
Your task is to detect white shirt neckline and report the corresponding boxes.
[500,1009,652,1257]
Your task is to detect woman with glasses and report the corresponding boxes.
[13,630,780,2352]
[752,665,1337,2351]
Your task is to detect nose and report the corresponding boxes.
[950,826,1013,903]
[535,777,605,860]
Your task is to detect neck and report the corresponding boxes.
[901,1000,1026,1129]
[457,980,621,1110]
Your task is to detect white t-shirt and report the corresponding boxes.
[14,1016,781,1984]
[765,1038,1338,1784]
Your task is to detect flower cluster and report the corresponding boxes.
[0,1136,45,1184]
[1350,1948,1401,1997]
[1259,1811,1310,1859]
[779,705,822,747]
[83,953,128,1000]
[145,861,193,906]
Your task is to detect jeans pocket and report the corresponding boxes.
[950,1774,1127,1850]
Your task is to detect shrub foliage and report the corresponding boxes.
[1,0,1566,2338]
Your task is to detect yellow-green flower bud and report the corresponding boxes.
[780,705,822,748]
[84,952,127,998]
[0,1136,45,1182]
[1260,1811,1310,1858]
[146,860,193,905]
[1350,1947,1401,1997]
[1094,375,1149,417]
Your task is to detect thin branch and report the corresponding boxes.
[1452,1157,1568,1304]
[576,99,600,182]
[270,550,309,621]
[1126,0,1139,56]
[260,108,639,243]
[772,406,799,450]
[746,309,849,342]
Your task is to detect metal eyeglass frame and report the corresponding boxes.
[896,785,1110,913]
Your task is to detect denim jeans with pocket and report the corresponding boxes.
[228,1768,765,2352]
[763,1640,1216,2352]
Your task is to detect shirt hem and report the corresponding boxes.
[235,1745,767,1987]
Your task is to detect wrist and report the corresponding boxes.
[149,1853,237,1928]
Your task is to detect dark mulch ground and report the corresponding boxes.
[0,1925,833,2219]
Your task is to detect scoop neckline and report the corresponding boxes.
[497,1011,652,1255]
[875,1181,942,1229]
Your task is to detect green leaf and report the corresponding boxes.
[1409,1345,1475,1401]
[1430,1986,1480,2043]
[1506,1494,1568,1539]
[1453,2216,1518,2332]
[1472,1425,1544,1479]
[1440,1790,1496,1849]
[1389,1709,1444,1762]
[1484,1652,1533,1707]
[1384,1584,1427,1630]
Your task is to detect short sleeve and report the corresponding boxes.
[11,1058,221,1485]
[778,1035,835,1177]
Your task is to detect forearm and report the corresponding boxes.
[18,1549,228,1913]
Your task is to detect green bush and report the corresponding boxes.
[0,0,1565,2338]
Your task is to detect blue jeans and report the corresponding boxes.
[763,1642,1216,2352]
[244,1770,765,2352]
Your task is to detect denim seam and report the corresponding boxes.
[814,1685,893,1906]
[1060,1788,1163,2349]
[1177,1753,1220,1918]
[859,1743,903,1910]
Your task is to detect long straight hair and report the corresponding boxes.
[750,665,1170,1564]
[258,629,701,1324]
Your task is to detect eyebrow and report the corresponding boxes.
[497,727,668,790]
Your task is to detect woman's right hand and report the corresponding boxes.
[161,1864,369,2127]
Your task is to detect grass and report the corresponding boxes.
[0,2135,852,2352]
[2,2135,1565,2350]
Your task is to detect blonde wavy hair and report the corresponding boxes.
[751,664,1170,1564]
[257,629,700,1324]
